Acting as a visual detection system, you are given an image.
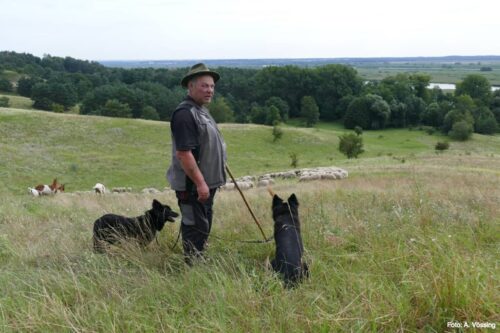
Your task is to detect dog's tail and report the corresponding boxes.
[267,186,275,197]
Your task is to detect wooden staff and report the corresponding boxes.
[225,164,268,241]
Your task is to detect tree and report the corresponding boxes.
[17,76,40,97]
[344,94,389,130]
[409,73,431,102]
[141,106,159,120]
[265,96,289,122]
[455,74,492,106]
[210,96,234,123]
[344,96,370,130]
[300,96,319,127]
[421,102,443,127]
[265,105,281,125]
[0,78,13,92]
[100,99,132,118]
[389,100,407,128]
[339,133,364,158]
[31,81,78,110]
[404,95,426,126]
[442,95,475,133]
[370,96,391,129]
[473,107,498,134]
[250,104,267,124]
[313,64,362,120]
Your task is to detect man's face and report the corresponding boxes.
[188,75,215,105]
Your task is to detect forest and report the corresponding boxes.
[1,51,499,139]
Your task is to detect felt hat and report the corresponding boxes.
[181,63,220,88]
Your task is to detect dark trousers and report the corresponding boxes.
[176,189,217,259]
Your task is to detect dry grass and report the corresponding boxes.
[1,152,498,332]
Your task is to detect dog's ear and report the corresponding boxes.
[272,194,283,207]
[152,199,162,209]
[288,193,299,207]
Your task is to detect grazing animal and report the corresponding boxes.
[270,192,309,287]
[28,187,40,196]
[93,183,106,194]
[33,178,64,195]
[93,199,179,252]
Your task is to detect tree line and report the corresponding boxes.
[1,51,499,139]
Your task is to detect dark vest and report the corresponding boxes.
[167,99,227,191]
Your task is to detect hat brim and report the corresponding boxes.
[181,71,220,88]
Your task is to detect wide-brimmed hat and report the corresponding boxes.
[181,63,220,88]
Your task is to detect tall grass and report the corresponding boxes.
[1,154,498,332]
[0,107,499,331]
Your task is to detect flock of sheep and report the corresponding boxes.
[221,166,348,191]
[28,167,348,196]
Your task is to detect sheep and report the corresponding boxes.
[93,183,106,194]
[257,178,275,187]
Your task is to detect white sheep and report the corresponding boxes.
[93,183,106,194]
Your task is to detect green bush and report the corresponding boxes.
[289,152,298,167]
[448,120,473,141]
[339,133,364,158]
[272,125,283,142]
[0,96,9,107]
[354,126,363,136]
[51,103,64,113]
[435,141,450,151]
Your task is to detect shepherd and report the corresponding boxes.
[166,63,227,265]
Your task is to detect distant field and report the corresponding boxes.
[0,106,498,332]
[355,60,500,85]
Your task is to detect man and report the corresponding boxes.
[167,63,227,264]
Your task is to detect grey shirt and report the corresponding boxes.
[167,97,227,191]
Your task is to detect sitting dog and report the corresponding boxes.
[93,199,179,252]
[270,192,309,287]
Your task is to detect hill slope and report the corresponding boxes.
[1,107,500,194]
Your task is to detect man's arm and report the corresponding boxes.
[176,150,209,202]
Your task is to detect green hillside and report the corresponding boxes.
[6,107,498,194]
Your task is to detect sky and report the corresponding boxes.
[1,0,499,61]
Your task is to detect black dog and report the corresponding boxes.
[271,193,309,287]
[93,199,179,252]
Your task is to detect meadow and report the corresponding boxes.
[354,60,500,86]
[0,107,499,332]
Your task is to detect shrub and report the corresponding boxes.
[51,103,64,113]
[339,133,364,159]
[141,106,160,120]
[0,96,9,107]
[289,152,298,168]
[354,126,363,136]
[448,120,473,141]
[272,125,283,142]
[435,141,450,151]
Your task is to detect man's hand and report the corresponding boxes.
[176,150,209,202]
[197,182,210,203]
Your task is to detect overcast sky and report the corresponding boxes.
[2,0,499,61]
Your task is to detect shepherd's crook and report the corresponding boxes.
[225,164,268,241]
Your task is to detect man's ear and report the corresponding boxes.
[288,193,299,207]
